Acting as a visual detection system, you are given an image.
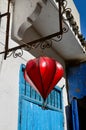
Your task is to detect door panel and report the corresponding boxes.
[71,98,80,130]
[21,99,64,130]
[19,64,64,130]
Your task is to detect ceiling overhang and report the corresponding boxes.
[10,0,86,61]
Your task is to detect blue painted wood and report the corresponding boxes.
[71,98,80,130]
[18,64,25,130]
[67,62,86,102]
[20,99,64,130]
[18,64,64,130]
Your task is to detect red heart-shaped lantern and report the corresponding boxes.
[24,57,64,101]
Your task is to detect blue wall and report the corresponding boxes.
[67,62,86,102]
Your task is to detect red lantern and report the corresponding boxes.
[24,57,64,101]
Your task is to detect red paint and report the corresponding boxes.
[24,57,64,100]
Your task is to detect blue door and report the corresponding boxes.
[71,98,80,130]
[18,64,64,130]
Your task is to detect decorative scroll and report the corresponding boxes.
[0,0,71,59]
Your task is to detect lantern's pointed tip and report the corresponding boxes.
[41,99,48,110]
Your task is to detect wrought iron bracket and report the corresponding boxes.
[0,0,67,59]
[0,12,9,18]
[0,0,11,59]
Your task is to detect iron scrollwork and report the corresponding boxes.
[0,0,70,59]
[7,49,23,58]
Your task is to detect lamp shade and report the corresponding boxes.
[24,56,64,101]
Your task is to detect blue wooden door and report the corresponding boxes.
[20,99,63,130]
[71,98,80,130]
[18,64,64,130]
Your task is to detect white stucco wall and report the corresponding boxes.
[0,1,68,130]
[0,45,35,130]
[0,45,68,130]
